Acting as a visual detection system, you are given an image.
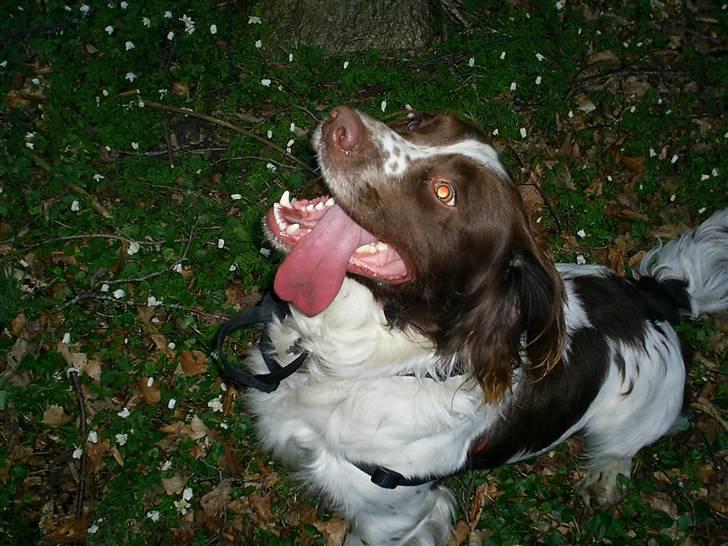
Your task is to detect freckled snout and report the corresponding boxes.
[322,106,369,155]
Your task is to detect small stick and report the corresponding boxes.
[137,97,315,174]
[68,369,87,519]
[31,154,112,219]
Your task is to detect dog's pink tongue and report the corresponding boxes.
[274,204,372,316]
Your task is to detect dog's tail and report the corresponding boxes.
[636,208,728,319]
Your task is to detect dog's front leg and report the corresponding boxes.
[343,482,455,546]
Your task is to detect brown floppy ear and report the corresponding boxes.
[454,241,565,401]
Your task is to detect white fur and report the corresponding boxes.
[636,208,728,317]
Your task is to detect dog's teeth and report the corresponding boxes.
[367,244,378,253]
[315,202,325,210]
[306,204,315,212]
[325,197,335,207]
[279,190,291,208]
[286,223,300,235]
[375,242,388,251]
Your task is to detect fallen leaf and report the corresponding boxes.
[446,520,470,546]
[575,94,597,113]
[179,350,209,377]
[588,50,620,65]
[86,440,109,473]
[83,358,103,381]
[10,313,27,337]
[42,405,73,428]
[40,517,87,543]
[51,250,78,266]
[170,81,190,97]
[4,337,33,386]
[161,474,187,495]
[250,492,274,523]
[200,481,231,519]
[313,519,348,546]
[618,154,646,174]
[57,342,88,371]
[139,377,161,405]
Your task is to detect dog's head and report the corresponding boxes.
[266,107,564,399]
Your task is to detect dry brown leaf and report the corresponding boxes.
[161,474,187,495]
[40,517,87,543]
[619,154,646,174]
[4,336,33,386]
[446,520,471,546]
[42,405,73,428]
[148,333,175,359]
[161,416,208,441]
[110,445,124,467]
[249,492,274,523]
[170,81,190,97]
[139,376,161,405]
[223,386,238,417]
[57,342,88,371]
[180,350,209,377]
[10,313,27,337]
[575,94,597,113]
[189,415,209,440]
[518,184,544,215]
[588,50,620,65]
[313,519,348,546]
[628,250,647,270]
[200,481,231,519]
[83,358,103,381]
[51,250,78,265]
[86,440,110,473]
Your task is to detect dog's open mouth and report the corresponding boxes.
[266,191,410,316]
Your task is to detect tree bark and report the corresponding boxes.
[262,0,434,54]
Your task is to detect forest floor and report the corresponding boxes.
[0,1,726,545]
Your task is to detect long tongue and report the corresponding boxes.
[274,204,374,316]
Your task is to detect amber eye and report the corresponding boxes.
[432,181,456,207]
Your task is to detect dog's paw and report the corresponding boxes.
[577,457,632,508]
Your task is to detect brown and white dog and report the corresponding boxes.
[243,107,728,545]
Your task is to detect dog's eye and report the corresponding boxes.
[408,120,421,131]
[432,181,456,207]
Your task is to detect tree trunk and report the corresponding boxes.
[262,0,434,54]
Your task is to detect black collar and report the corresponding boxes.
[216,292,310,393]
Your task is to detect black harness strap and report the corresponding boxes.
[216,293,309,393]
[352,462,442,489]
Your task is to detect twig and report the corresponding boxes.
[136,96,315,174]
[505,145,563,233]
[100,269,169,286]
[213,155,300,170]
[31,154,112,219]
[68,369,87,520]
[162,121,175,168]
[23,234,165,249]
[691,397,728,433]
[63,292,231,322]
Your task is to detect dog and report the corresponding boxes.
[239,106,728,545]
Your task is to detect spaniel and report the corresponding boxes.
[235,107,728,545]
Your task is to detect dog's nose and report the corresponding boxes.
[323,106,367,153]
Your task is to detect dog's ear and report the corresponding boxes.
[454,238,564,401]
